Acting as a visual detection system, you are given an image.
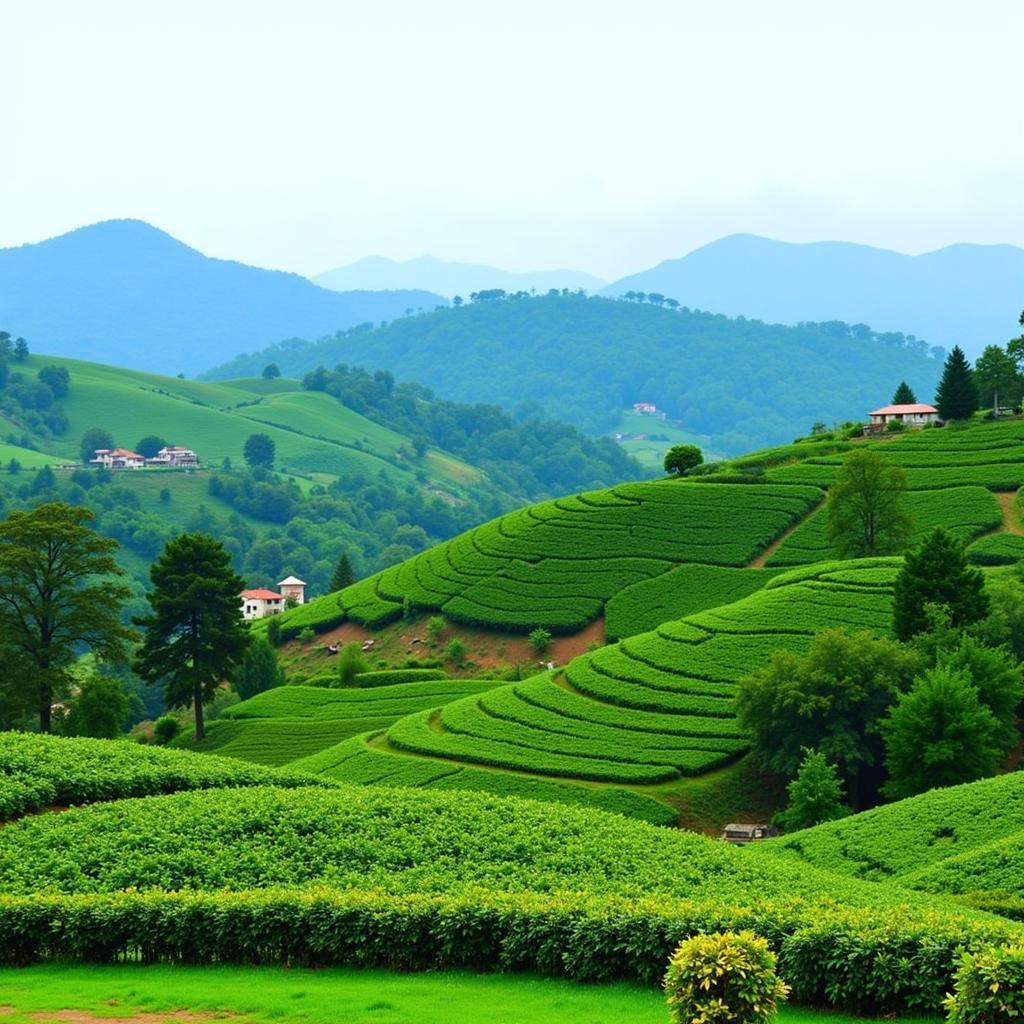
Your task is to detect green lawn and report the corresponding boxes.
[0,964,937,1024]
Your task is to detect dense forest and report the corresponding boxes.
[205,293,946,453]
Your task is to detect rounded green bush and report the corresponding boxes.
[945,944,1024,1024]
[664,930,788,1024]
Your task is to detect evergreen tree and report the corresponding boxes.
[13,337,28,362]
[892,381,917,404]
[0,504,134,732]
[882,665,1003,800]
[826,448,912,558]
[893,528,989,641]
[330,553,355,592]
[234,636,286,700]
[134,533,249,740]
[934,345,978,420]
[774,749,850,832]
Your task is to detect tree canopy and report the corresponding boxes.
[243,433,276,469]
[774,749,850,832]
[135,435,168,459]
[891,381,917,404]
[80,427,114,465]
[663,444,703,476]
[826,448,912,558]
[934,345,978,421]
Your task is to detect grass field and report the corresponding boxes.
[611,409,724,469]
[0,964,939,1024]
[0,441,60,469]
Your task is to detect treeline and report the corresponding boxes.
[301,363,642,498]
[0,332,71,442]
[203,293,945,453]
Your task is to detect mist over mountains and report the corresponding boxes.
[604,234,1024,359]
[0,220,444,374]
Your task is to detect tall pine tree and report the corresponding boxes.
[330,553,356,592]
[892,381,917,404]
[934,345,978,420]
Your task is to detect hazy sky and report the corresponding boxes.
[3,0,1023,279]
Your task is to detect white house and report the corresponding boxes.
[240,588,285,620]
[90,447,145,470]
[867,403,939,432]
[147,445,199,467]
[277,576,307,604]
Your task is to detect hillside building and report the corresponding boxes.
[866,403,939,432]
[277,576,307,604]
[147,445,199,467]
[90,447,145,470]
[240,588,285,620]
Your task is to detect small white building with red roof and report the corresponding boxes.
[147,445,199,467]
[90,447,145,469]
[868,403,939,431]
[240,588,285,620]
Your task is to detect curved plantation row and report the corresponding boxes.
[317,560,899,789]
[261,481,823,639]
[0,781,1020,1014]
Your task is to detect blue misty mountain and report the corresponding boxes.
[605,234,1024,358]
[314,254,606,298]
[0,220,445,374]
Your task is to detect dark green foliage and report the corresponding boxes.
[774,749,850,832]
[134,435,167,459]
[134,533,249,740]
[893,528,989,641]
[152,716,181,745]
[974,343,1023,410]
[57,676,129,739]
[329,553,355,592]
[946,945,1024,1024]
[336,641,368,687]
[528,626,552,653]
[36,365,69,398]
[892,381,917,404]
[663,444,703,476]
[233,637,286,701]
[735,629,920,802]
[261,363,281,380]
[935,345,979,421]
[881,666,1003,800]
[243,432,275,469]
[79,427,114,465]
[354,668,447,688]
[664,931,788,1024]
[265,616,282,647]
[0,503,134,732]
[826,448,911,558]
[13,338,28,361]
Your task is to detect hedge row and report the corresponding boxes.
[355,668,448,688]
[0,887,1016,1014]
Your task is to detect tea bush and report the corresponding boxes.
[945,944,1024,1024]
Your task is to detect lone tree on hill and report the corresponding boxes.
[134,533,249,740]
[13,337,28,362]
[244,432,275,469]
[0,503,134,732]
[934,345,978,421]
[663,444,703,476]
[80,426,114,465]
[892,527,988,641]
[262,363,281,380]
[881,665,1003,800]
[330,553,356,592]
[826,448,912,558]
[135,435,168,459]
[892,381,917,404]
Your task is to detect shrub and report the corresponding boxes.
[529,627,552,654]
[446,637,467,666]
[152,716,181,745]
[355,668,447,688]
[297,626,315,643]
[945,945,1024,1024]
[664,931,789,1024]
[337,642,368,687]
[266,617,281,647]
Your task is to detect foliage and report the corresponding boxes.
[243,432,276,469]
[446,637,467,666]
[774,749,850,832]
[0,503,134,732]
[664,444,703,476]
[664,931,788,1024]
[57,676,129,739]
[935,346,979,421]
[134,435,167,459]
[152,715,181,745]
[826,448,911,558]
[234,637,286,701]
[893,528,989,641]
[735,628,919,803]
[134,533,249,740]
[353,668,447,688]
[79,427,113,465]
[945,945,1024,1024]
[261,363,281,380]
[529,627,552,654]
[974,344,1023,411]
[892,381,917,404]
[880,666,1003,801]
[329,553,355,592]
[336,642,368,687]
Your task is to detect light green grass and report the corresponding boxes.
[0,441,59,469]
[613,410,724,469]
[0,964,931,1024]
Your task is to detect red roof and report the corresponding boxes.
[870,404,938,416]
[110,447,144,458]
[240,589,283,601]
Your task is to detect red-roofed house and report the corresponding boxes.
[240,588,285,620]
[147,445,199,467]
[90,447,145,469]
[867,403,939,432]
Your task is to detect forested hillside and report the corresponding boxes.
[0,220,444,373]
[204,293,944,453]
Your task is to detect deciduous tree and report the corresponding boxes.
[58,674,129,738]
[234,636,286,700]
[134,533,249,740]
[0,503,134,731]
[80,427,114,465]
[135,435,168,459]
[663,444,703,476]
[243,432,275,469]
[826,448,912,558]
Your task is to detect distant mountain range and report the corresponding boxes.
[0,220,445,374]
[604,234,1024,358]
[314,254,606,298]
